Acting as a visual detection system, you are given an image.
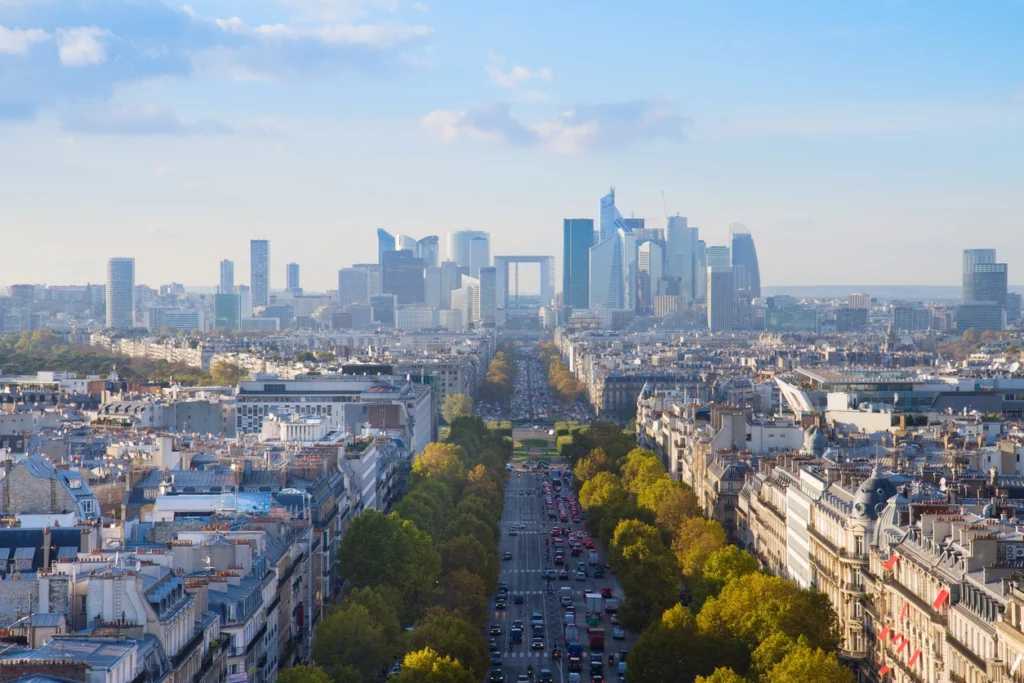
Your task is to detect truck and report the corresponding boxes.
[585,592,603,615]
[588,627,605,650]
[564,625,579,645]
[589,551,600,566]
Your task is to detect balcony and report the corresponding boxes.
[171,629,205,669]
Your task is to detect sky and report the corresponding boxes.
[1,0,1022,292]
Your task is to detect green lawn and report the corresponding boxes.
[517,438,550,448]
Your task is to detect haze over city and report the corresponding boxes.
[2,0,1022,289]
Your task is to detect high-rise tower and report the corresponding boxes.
[250,239,270,309]
[219,259,234,295]
[446,230,490,276]
[729,225,761,299]
[377,229,396,265]
[106,257,135,330]
[563,218,595,311]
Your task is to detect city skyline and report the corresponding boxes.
[1,1,1021,289]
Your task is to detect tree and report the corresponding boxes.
[620,448,667,495]
[312,603,393,682]
[692,545,759,606]
[395,647,477,683]
[437,570,488,625]
[337,510,441,621]
[697,573,840,658]
[294,351,316,362]
[696,669,751,683]
[439,535,499,592]
[210,359,248,385]
[673,517,728,580]
[394,496,438,537]
[411,443,468,494]
[629,605,718,682]
[343,586,403,646]
[574,448,614,483]
[443,513,498,553]
[404,610,489,679]
[653,483,703,538]
[765,645,854,683]
[442,393,474,424]
[277,666,333,683]
[579,471,628,510]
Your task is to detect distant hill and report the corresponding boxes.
[762,285,1024,302]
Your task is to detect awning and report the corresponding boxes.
[883,554,899,570]
[932,589,950,609]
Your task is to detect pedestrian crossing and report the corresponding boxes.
[501,568,551,574]
[502,651,553,659]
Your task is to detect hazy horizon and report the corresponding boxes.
[2,0,1021,290]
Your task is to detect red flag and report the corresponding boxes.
[883,554,899,570]
[899,602,908,621]
[879,665,891,675]
[908,650,921,667]
[879,626,890,640]
[932,589,950,609]
[896,638,909,655]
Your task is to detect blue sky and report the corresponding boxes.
[1,0,1022,290]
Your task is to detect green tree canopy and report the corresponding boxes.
[210,359,248,385]
[628,605,717,682]
[620,448,668,495]
[692,545,760,606]
[395,647,477,683]
[653,483,703,539]
[673,517,728,581]
[442,393,474,424]
[337,510,441,621]
[404,610,490,679]
[697,573,841,657]
[696,669,751,683]
[276,665,333,683]
[765,644,854,683]
[573,448,614,483]
[437,569,488,626]
[312,603,394,682]
[439,535,499,592]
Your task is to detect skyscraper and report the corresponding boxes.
[382,249,425,304]
[589,229,637,311]
[479,266,497,323]
[563,218,595,311]
[730,225,761,299]
[106,257,135,330]
[962,249,1007,307]
[440,260,460,309]
[446,230,490,275]
[286,263,300,293]
[707,266,734,332]
[638,241,663,309]
[250,239,270,309]
[338,268,369,306]
[599,188,629,241]
[396,234,417,252]
[214,293,241,330]
[666,215,698,300]
[377,229,396,265]
[417,236,440,268]
[424,267,443,309]
[706,246,730,267]
[219,259,234,295]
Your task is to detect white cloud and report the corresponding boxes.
[0,25,51,54]
[276,0,397,22]
[412,2,430,12]
[486,53,552,88]
[56,26,111,66]
[153,165,171,177]
[215,16,430,48]
[421,99,688,155]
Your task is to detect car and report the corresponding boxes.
[543,569,556,579]
[568,675,582,683]
[561,595,573,608]
[594,567,603,578]
[531,611,544,624]
[513,619,524,630]
[601,587,614,599]
[619,650,629,662]
[496,599,506,610]
[591,654,603,668]
[488,638,498,651]
[499,582,509,592]
[539,670,554,682]
[513,593,524,604]
[501,552,513,561]
[532,637,545,649]
[612,627,625,640]
[490,623,502,635]
[517,676,530,683]
[591,676,604,683]
[488,670,505,683]
[575,571,586,581]
[610,614,620,625]
[508,529,518,536]
[490,651,504,665]
[559,569,570,579]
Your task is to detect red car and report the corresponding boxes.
[601,587,614,599]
